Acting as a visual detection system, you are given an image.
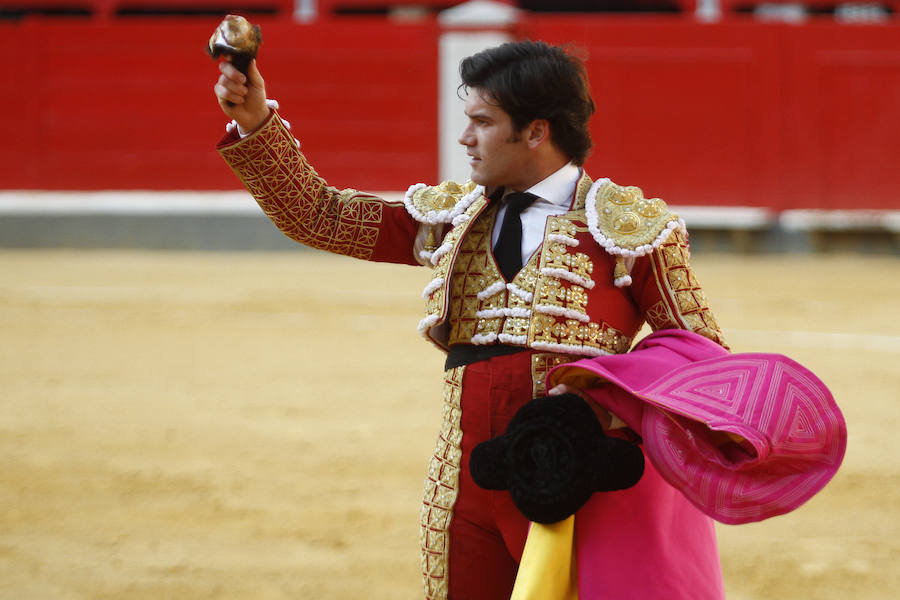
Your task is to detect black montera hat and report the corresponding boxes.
[469,393,644,524]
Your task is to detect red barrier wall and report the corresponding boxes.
[525,16,900,209]
[3,17,439,191]
[4,15,900,210]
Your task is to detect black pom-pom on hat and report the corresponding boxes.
[469,393,644,524]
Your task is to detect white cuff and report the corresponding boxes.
[227,98,284,138]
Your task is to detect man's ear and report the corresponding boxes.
[525,119,550,149]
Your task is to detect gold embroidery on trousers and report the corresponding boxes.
[531,353,570,397]
[420,366,465,600]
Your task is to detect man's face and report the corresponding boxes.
[458,89,531,190]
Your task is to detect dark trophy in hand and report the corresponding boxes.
[207,14,262,76]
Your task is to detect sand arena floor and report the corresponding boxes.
[1,249,897,599]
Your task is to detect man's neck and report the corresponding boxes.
[506,156,569,193]
[486,160,579,203]
[525,162,581,207]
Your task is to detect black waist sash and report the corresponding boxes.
[444,344,529,370]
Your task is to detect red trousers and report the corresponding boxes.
[445,351,538,600]
[420,350,724,600]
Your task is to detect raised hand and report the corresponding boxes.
[214,58,270,133]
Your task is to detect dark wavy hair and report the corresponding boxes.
[459,40,595,165]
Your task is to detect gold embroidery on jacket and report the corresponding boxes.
[526,215,630,356]
[650,229,726,346]
[500,262,539,341]
[645,300,678,331]
[420,173,651,356]
[442,207,543,347]
[421,195,490,345]
[571,173,593,211]
[536,278,566,309]
[220,115,386,260]
[410,180,477,217]
[447,208,500,344]
[594,182,673,251]
[547,217,578,240]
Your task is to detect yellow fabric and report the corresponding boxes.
[511,516,578,600]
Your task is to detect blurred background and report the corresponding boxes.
[2,0,899,251]
[1,1,899,599]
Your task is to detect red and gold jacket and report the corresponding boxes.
[218,111,726,359]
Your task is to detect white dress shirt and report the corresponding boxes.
[491,162,582,268]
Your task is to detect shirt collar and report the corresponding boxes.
[525,162,581,208]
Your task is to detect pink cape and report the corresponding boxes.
[538,329,845,598]
[572,456,725,598]
[550,329,847,526]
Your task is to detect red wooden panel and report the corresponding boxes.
[253,19,440,190]
[113,0,292,9]
[4,0,292,19]
[1,17,439,191]
[2,19,235,189]
[2,21,41,186]
[316,0,466,13]
[524,16,900,211]
[522,16,783,208]
[6,13,900,213]
[779,23,900,209]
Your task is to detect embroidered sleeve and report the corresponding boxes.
[217,111,420,264]
[628,228,728,349]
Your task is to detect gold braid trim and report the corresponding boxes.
[570,170,594,212]
[419,366,465,600]
[586,179,683,256]
[405,180,480,225]
[218,113,388,260]
[531,353,571,397]
[647,228,728,348]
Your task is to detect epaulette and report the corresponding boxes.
[404,180,482,225]
[586,178,685,286]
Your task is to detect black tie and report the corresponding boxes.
[494,191,538,282]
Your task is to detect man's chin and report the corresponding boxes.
[469,171,489,186]
[467,167,501,188]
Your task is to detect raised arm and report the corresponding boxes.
[212,59,423,265]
